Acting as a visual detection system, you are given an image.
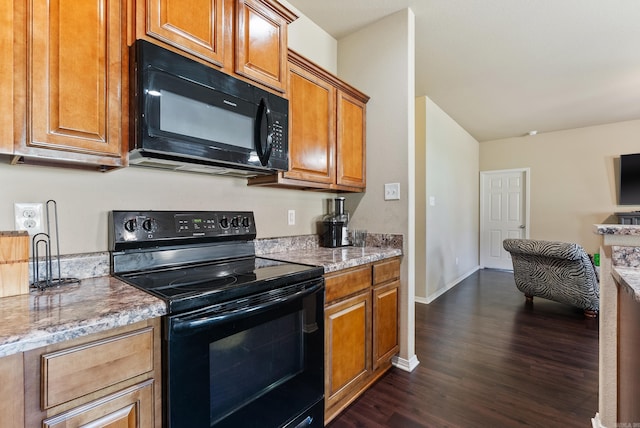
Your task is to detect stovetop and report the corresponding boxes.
[116,256,323,313]
[110,210,324,314]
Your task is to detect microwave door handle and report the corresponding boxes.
[255,97,273,166]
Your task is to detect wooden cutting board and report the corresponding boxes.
[0,231,30,297]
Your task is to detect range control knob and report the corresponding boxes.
[219,217,229,229]
[241,217,250,228]
[124,218,137,233]
[231,217,240,228]
[142,218,157,232]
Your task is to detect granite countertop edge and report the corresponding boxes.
[262,246,403,273]
[0,276,167,358]
[612,267,640,303]
[594,224,640,235]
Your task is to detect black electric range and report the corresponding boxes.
[110,211,326,428]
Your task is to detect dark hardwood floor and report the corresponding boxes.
[327,269,599,428]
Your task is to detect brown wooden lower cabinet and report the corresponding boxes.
[324,257,400,424]
[325,289,371,412]
[0,318,164,428]
[0,352,25,427]
[373,279,400,370]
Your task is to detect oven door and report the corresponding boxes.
[166,279,325,428]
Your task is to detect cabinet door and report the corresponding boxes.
[235,0,292,92]
[0,0,14,154]
[324,291,371,410]
[373,280,399,369]
[0,353,24,427]
[141,0,225,66]
[42,380,154,428]
[336,90,366,190]
[285,62,335,184]
[23,0,125,165]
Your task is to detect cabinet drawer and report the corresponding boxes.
[41,327,154,409]
[42,379,154,428]
[373,258,400,285]
[325,265,371,303]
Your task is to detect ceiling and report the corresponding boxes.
[285,0,640,142]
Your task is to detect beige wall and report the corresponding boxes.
[415,96,480,302]
[480,120,640,254]
[279,0,338,73]
[0,162,334,254]
[337,9,417,368]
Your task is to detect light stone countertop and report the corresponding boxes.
[0,276,166,358]
[263,246,402,273]
[594,223,640,302]
[594,224,640,235]
[612,267,640,303]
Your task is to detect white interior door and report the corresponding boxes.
[480,169,529,270]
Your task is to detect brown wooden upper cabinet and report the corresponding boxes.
[132,0,226,67]
[0,0,15,155]
[248,49,369,192]
[12,0,128,169]
[133,0,295,93]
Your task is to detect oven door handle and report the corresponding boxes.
[171,282,323,334]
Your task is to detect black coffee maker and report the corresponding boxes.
[322,197,350,247]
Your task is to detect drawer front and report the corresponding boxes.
[42,327,154,409]
[372,258,400,285]
[325,265,371,303]
[42,379,154,428]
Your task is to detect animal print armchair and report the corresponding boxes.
[502,239,599,317]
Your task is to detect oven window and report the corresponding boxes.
[209,311,303,424]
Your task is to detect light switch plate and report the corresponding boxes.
[384,183,400,200]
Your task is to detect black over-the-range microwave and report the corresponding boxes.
[129,40,289,177]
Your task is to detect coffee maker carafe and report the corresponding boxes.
[322,197,350,247]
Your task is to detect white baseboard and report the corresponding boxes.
[415,265,480,304]
[591,412,604,428]
[392,354,420,372]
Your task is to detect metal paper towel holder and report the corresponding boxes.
[31,200,80,290]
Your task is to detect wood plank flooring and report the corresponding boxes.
[326,269,599,428]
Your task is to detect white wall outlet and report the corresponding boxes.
[15,202,44,236]
[287,209,295,226]
[384,183,400,201]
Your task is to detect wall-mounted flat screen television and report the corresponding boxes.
[619,153,640,205]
